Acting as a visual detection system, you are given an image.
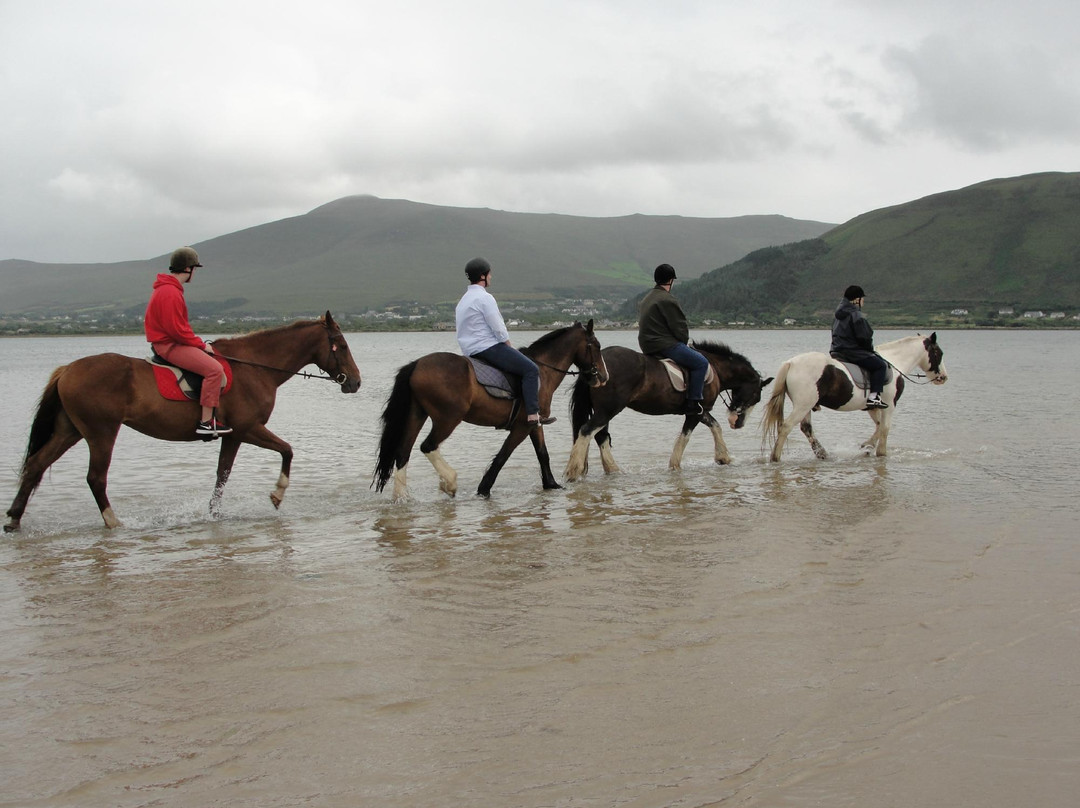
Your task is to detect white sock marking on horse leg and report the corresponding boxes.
[669,433,690,469]
[271,472,289,508]
[598,438,620,474]
[392,465,409,502]
[564,435,590,480]
[101,507,121,529]
[425,450,457,497]
[708,422,731,464]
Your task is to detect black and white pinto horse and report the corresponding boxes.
[761,333,947,462]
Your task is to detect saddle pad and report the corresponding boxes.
[148,355,233,401]
[658,358,716,392]
[839,361,894,390]
[467,357,518,400]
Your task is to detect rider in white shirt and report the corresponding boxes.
[455,257,555,426]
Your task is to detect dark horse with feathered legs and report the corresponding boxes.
[373,321,608,500]
[564,341,771,480]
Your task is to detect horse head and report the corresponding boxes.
[921,332,948,385]
[695,341,772,428]
[576,320,609,387]
[319,311,362,393]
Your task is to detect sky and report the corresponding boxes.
[2,0,1078,263]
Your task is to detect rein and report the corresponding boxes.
[884,359,934,385]
[210,330,349,385]
[215,354,347,384]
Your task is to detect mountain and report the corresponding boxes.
[0,196,833,316]
[663,172,1080,325]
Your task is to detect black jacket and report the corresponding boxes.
[830,299,876,360]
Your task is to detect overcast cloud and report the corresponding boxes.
[2,0,1078,262]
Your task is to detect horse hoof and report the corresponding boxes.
[270,494,283,509]
[3,521,19,533]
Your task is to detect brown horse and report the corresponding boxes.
[373,321,608,500]
[564,342,772,480]
[5,312,361,532]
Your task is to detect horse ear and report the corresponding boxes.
[324,310,336,327]
[929,331,937,343]
[761,376,774,389]
[586,318,594,333]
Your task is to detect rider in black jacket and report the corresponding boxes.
[830,285,889,409]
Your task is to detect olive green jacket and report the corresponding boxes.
[637,286,689,354]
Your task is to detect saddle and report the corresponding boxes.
[467,357,524,429]
[838,360,894,390]
[657,358,716,392]
[147,353,233,402]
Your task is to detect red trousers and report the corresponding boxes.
[152,342,225,408]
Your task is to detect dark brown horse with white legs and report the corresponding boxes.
[564,342,771,481]
[373,321,608,500]
[5,312,361,532]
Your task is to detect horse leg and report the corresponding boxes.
[595,426,620,474]
[566,408,616,481]
[83,428,123,528]
[210,435,244,514]
[864,410,893,457]
[699,412,732,466]
[529,428,562,490]
[477,426,531,498]
[236,424,293,509]
[4,415,83,532]
[669,415,702,470]
[799,412,828,459]
[770,403,812,462]
[420,419,461,498]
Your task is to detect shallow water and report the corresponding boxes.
[2,329,1078,807]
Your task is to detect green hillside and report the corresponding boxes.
[664,172,1080,326]
[0,196,831,316]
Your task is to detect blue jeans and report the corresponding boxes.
[474,343,541,415]
[657,342,709,400]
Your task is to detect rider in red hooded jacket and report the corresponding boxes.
[145,247,232,436]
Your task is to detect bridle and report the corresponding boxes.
[533,331,603,381]
[212,327,350,385]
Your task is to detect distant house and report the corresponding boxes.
[1023,311,1045,318]
[1050,312,1066,319]
[950,308,968,316]
[783,318,797,326]
[998,307,1015,315]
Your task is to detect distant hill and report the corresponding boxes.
[0,196,833,316]
[657,172,1080,325]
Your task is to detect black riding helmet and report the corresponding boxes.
[654,263,677,285]
[844,284,865,301]
[465,257,491,283]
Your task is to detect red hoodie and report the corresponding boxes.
[144,273,206,349]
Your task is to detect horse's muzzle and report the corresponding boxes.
[340,374,361,393]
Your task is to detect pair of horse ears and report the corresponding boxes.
[578,319,595,333]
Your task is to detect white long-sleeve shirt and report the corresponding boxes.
[455,284,510,356]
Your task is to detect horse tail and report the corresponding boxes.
[760,360,790,451]
[569,372,594,440]
[23,366,69,463]
[373,360,418,492]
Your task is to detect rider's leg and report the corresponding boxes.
[474,343,545,420]
[658,343,710,401]
[153,342,226,423]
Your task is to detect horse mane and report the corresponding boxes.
[214,317,325,349]
[522,324,578,357]
[694,340,753,369]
